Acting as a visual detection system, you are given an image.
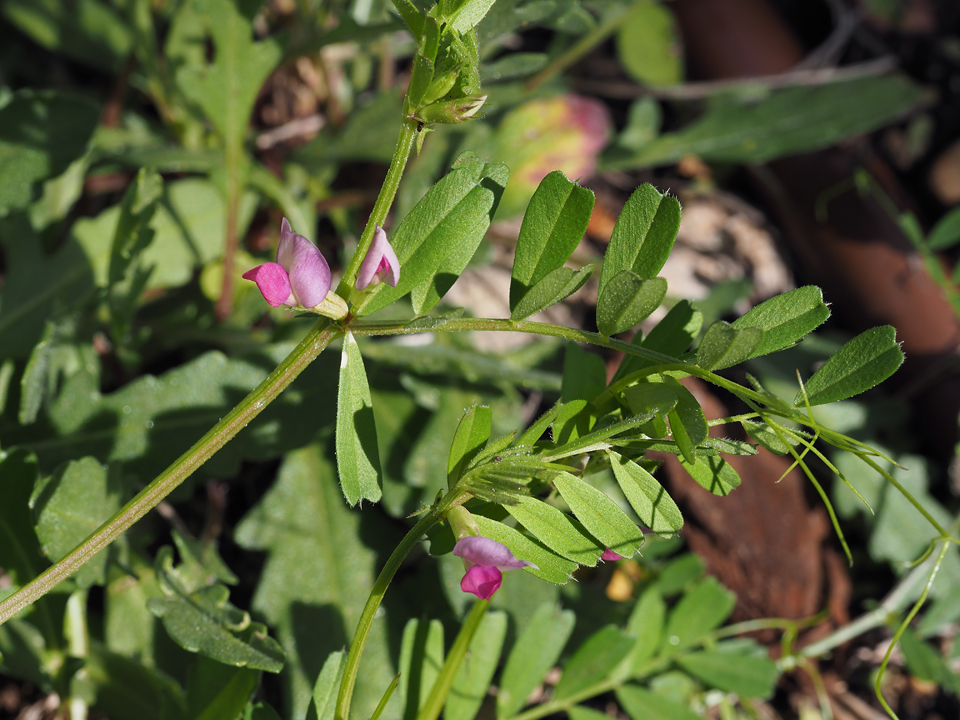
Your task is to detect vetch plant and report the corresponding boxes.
[1,0,958,719]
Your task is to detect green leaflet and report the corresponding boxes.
[399,618,444,720]
[510,171,595,313]
[336,331,383,505]
[504,496,604,566]
[679,455,741,497]
[448,404,492,487]
[662,577,736,652]
[551,470,644,557]
[695,320,762,371]
[472,515,577,585]
[731,286,830,358]
[553,625,634,700]
[616,0,683,87]
[599,183,680,295]
[310,651,346,720]
[665,376,707,464]
[799,325,904,406]
[608,451,683,535]
[444,611,507,720]
[596,272,667,336]
[510,264,594,320]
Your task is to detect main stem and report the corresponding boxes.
[335,508,443,720]
[0,320,339,624]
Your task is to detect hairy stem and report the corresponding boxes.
[336,508,444,720]
[0,320,339,624]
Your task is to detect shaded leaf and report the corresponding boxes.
[662,578,736,652]
[311,651,345,720]
[444,611,507,720]
[0,90,100,212]
[679,455,741,496]
[510,264,593,321]
[665,377,707,464]
[399,619,444,720]
[0,450,45,587]
[597,272,667,337]
[616,0,683,87]
[554,625,634,700]
[617,684,700,720]
[185,657,260,720]
[497,603,575,717]
[676,641,780,699]
[448,404,492,488]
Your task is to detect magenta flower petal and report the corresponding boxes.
[242,263,294,307]
[453,537,537,570]
[356,225,400,290]
[461,565,502,599]
[287,234,331,308]
[601,549,623,562]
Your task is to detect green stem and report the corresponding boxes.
[339,118,419,304]
[335,508,444,720]
[415,599,490,720]
[0,320,340,625]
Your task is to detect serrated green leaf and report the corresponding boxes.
[676,642,781,698]
[604,76,924,170]
[448,404,492,488]
[444,610,507,720]
[554,625,635,700]
[234,446,399,719]
[359,154,507,315]
[497,602,575,717]
[400,618,444,720]
[311,651,346,720]
[679,455,741,496]
[609,451,683,535]
[665,377,707,464]
[504,496,604,566]
[336,331,382,505]
[0,90,100,212]
[510,264,593,320]
[473,515,577,584]
[30,457,121,587]
[551,471,644,557]
[599,184,680,296]
[175,0,281,150]
[731,286,830,358]
[616,0,683,87]
[662,577,736,652]
[696,320,762,371]
[799,326,904,406]
[597,272,667,336]
[185,657,260,720]
[510,171,595,312]
[616,685,701,720]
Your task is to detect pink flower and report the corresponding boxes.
[453,536,538,599]
[601,549,623,562]
[356,225,400,290]
[243,218,331,308]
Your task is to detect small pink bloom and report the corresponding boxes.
[453,536,538,600]
[356,225,400,290]
[601,549,623,562]
[243,218,331,308]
